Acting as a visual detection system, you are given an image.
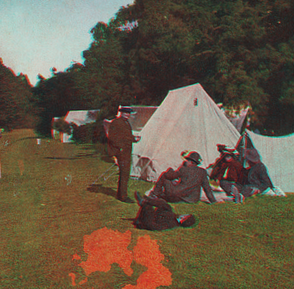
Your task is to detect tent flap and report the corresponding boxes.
[244,130,294,193]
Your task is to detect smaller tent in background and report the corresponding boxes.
[236,130,294,193]
[59,110,100,143]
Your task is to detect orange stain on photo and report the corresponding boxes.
[79,227,133,276]
[71,228,172,288]
[123,235,172,289]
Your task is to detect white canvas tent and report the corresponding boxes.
[131,83,241,182]
[60,110,99,143]
[239,130,294,192]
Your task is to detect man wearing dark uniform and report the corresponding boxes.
[107,107,141,202]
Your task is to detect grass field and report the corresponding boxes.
[0,129,293,289]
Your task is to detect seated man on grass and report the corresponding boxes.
[133,191,196,231]
[232,148,275,203]
[146,151,217,204]
[209,144,246,197]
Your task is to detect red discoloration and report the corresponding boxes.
[123,235,172,289]
[79,277,88,285]
[73,229,172,288]
[79,227,133,276]
[68,273,76,286]
[72,253,81,261]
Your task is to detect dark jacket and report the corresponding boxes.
[163,163,216,203]
[246,162,273,192]
[134,198,179,231]
[107,117,136,157]
[210,157,245,184]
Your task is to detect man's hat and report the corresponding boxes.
[118,106,134,113]
[217,144,238,156]
[244,148,260,163]
[183,151,202,164]
[177,214,196,227]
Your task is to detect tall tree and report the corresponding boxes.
[0,58,37,130]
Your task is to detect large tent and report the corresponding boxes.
[131,83,241,182]
[237,130,294,193]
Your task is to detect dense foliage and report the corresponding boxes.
[52,118,72,134]
[71,122,102,144]
[2,0,294,135]
[0,58,38,130]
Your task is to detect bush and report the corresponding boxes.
[53,119,71,134]
[93,121,108,144]
[72,122,104,144]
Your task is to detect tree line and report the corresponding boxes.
[1,0,294,136]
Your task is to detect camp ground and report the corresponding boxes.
[1,93,293,288]
[2,0,294,287]
[1,128,293,288]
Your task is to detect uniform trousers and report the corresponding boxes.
[116,148,131,201]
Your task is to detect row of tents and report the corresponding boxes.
[52,97,248,144]
[52,106,159,143]
[51,83,293,192]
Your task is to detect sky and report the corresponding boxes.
[0,0,135,86]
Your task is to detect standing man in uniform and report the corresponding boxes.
[107,107,141,203]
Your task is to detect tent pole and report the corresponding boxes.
[243,131,248,167]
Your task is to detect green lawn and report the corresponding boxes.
[0,129,293,288]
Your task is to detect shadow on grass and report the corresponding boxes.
[4,136,41,146]
[44,154,99,160]
[78,145,94,150]
[100,154,115,163]
[87,184,117,198]
[44,157,78,160]
[75,153,98,158]
[15,136,39,141]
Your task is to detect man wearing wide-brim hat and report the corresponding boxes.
[232,148,274,203]
[146,151,217,204]
[107,106,141,203]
